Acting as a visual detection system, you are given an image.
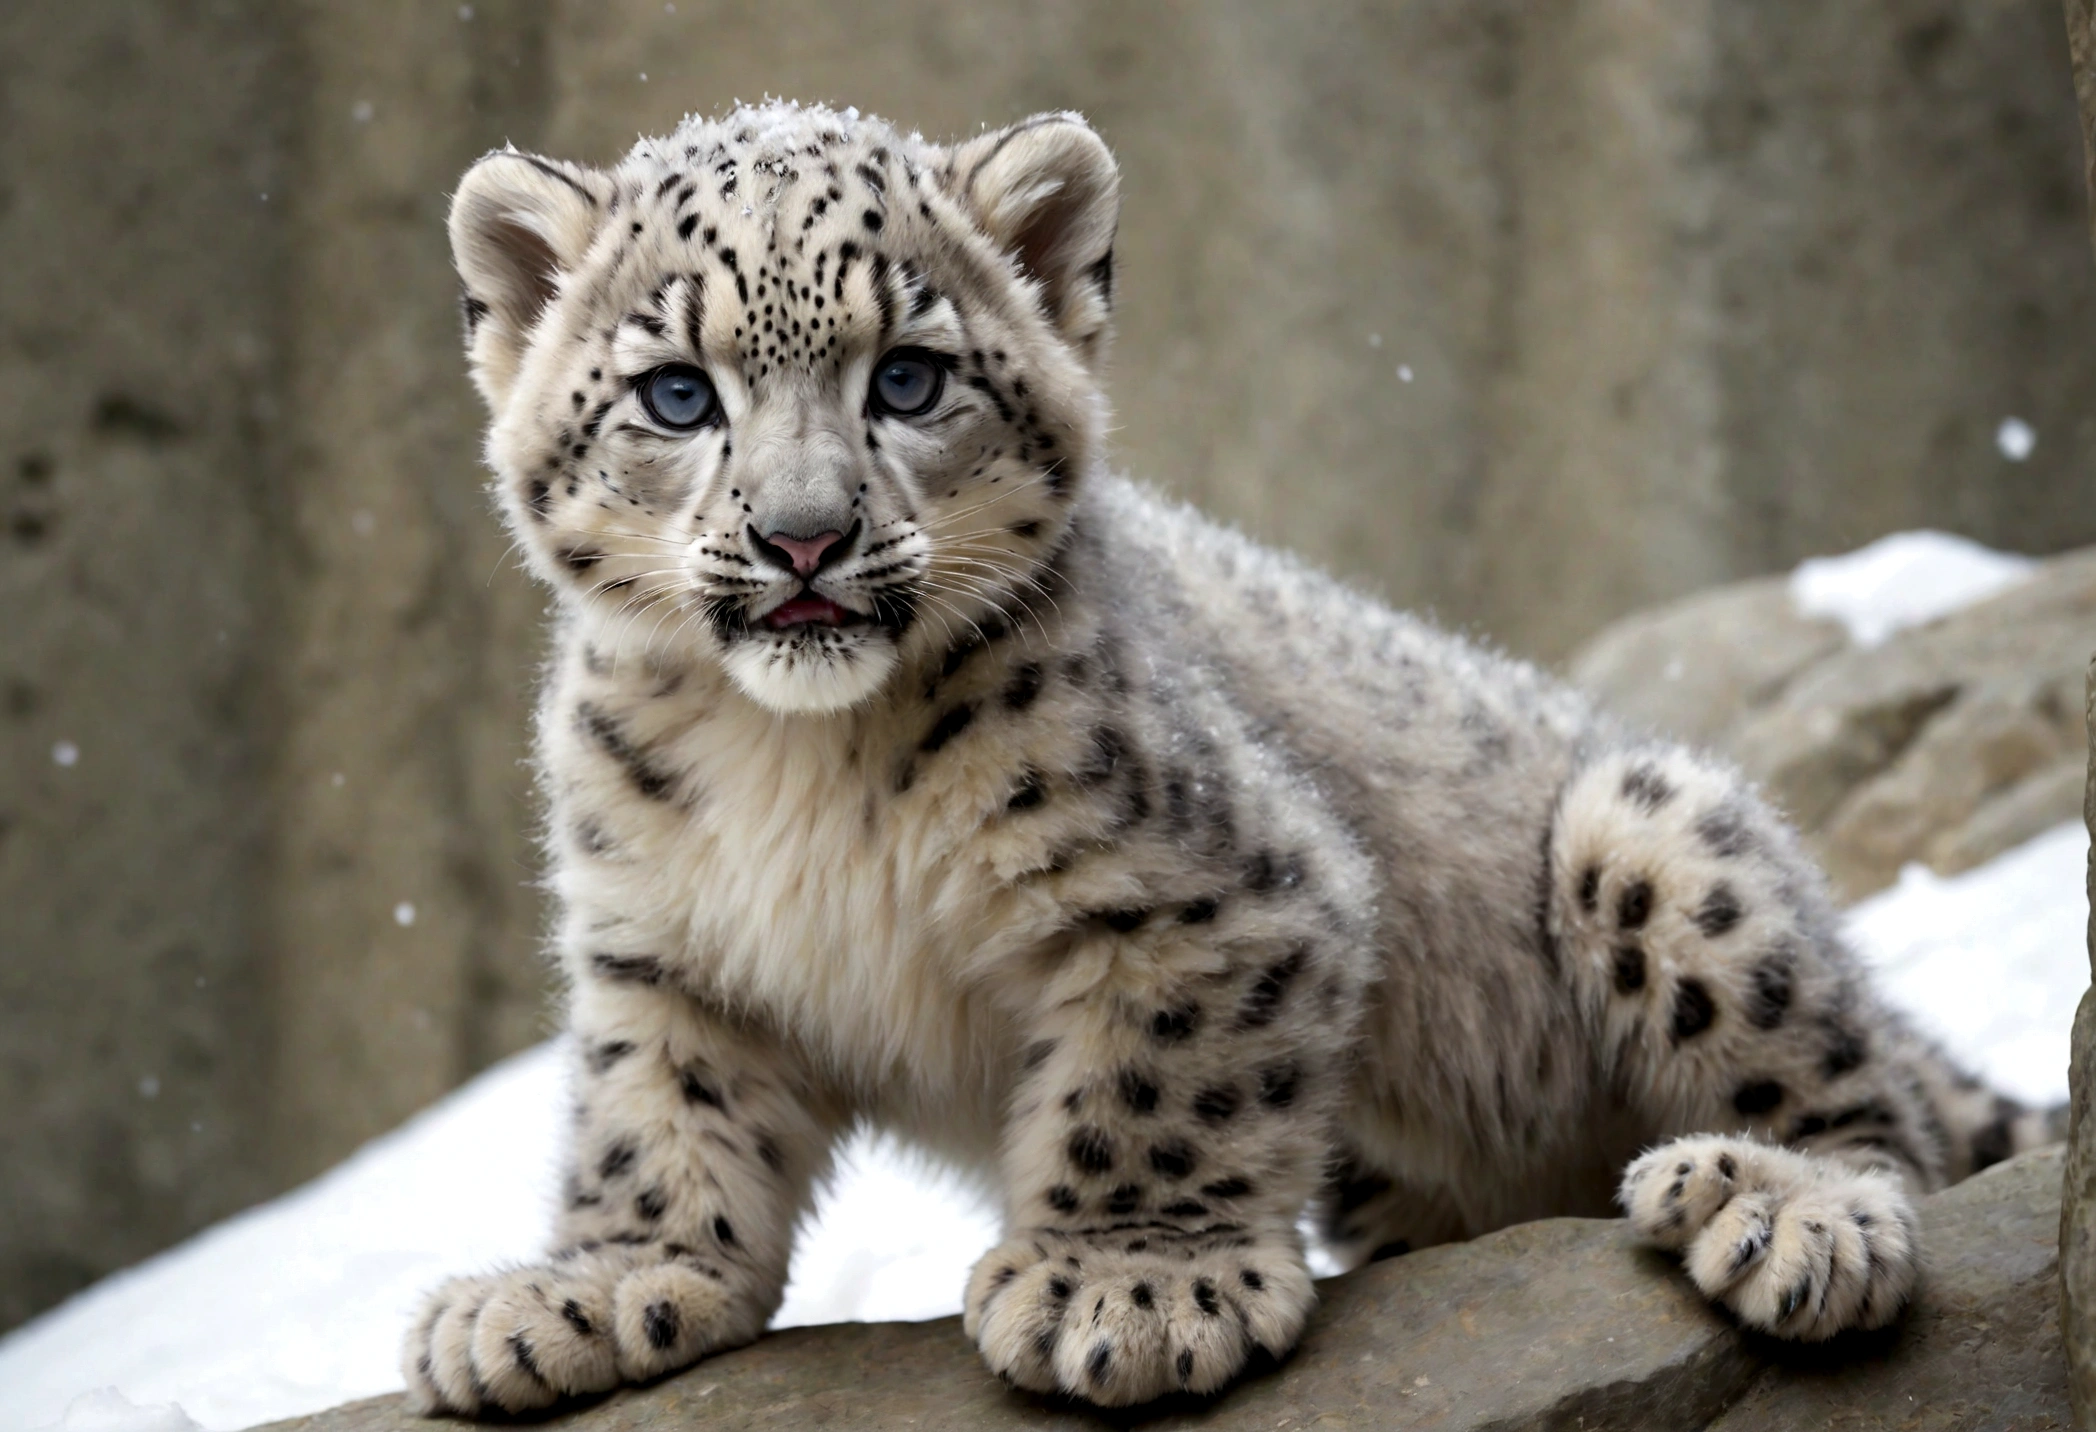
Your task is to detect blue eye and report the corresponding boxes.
[639,365,718,429]
[871,350,943,417]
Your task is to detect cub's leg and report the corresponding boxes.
[402,964,840,1414]
[964,930,1360,1405]
[1550,747,2052,1339]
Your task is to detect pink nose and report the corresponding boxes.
[766,530,844,578]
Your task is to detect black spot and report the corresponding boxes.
[1621,764,1675,812]
[1086,1341,1111,1383]
[1333,1161,1391,1215]
[1160,1200,1208,1218]
[1577,866,1600,913]
[1829,1101,1898,1130]
[1003,662,1044,711]
[1022,1039,1057,1071]
[636,1187,668,1220]
[1694,883,1744,938]
[1618,879,1654,931]
[577,701,677,800]
[1238,947,1308,1028]
[587,1040,636,1075]
[757,1135,785,1174]
[1201,1176,1251,1199]
[713,1215,736,1245]
[1101,908,1151,933]
[1130,1281,1154,1310]
[678,1065,724,1109]
[1179,897,1221,925]
[561,1298,593,1335]
[1118,1070,1160,1114]
[1176,1348,1195,1382]
[1717,1154,1737,1179]
[1734,1080,1785,1116]
[1240,1269,1265,1291]
[1244,848,1305,894]
[1076,726,1125,786]
[1068,1127,1115,1174]
[1696,805,1755,857]
[920,704,975,753]
[1047,1184,1081,1214]
[1670,978,1716,1041]
[598,1140,638,1180]
[1192,1085,1240,1124]
[590,952,665,985]
[1048,1276,1073,1299]
[1005,773,1046,811]
[1821,1019,1869,1078]
[1193,1278,1220,1315]
[1151,1003,1199,1042]
[677,213,699,240]
[643,1300,680,1350]
[1746,956,1794,1030]
[1612,943,1647,994]
[1106,1183,1141,1214]
[1791,1113,1830,1140]
[1371,1240,1411,1262]
[1148,1140,1197,1179]
[1258,1063,1299,1107]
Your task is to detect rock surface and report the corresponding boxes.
[2063,654,2096,1424]
[263,1147,2065,1432]
[1570,549,2096,901]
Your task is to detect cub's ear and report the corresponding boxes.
[947,113,1121,366]
[448,148,604,407]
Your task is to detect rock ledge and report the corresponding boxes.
[266,1146,2065,1432]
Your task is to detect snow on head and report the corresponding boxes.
[1789,530,2036,648]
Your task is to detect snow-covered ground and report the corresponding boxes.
[3,532,2086,1431]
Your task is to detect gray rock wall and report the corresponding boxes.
[2048,5,2094,1420]
[3,0,2091,1332]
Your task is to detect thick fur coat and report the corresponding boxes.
[404,102,2049,1413]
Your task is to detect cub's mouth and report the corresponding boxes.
[761,593,865,632]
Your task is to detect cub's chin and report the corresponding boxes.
[721,625,900,715]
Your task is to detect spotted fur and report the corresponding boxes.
[404,102,2052,1415]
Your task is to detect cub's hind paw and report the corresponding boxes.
[1621,1135,1918,1340]
[964,1229,1313,1406]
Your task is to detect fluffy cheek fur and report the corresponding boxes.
[719,626,902,714]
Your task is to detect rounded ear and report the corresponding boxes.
[448,148,604,407]
[947,113,1121,366]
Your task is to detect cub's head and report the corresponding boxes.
[449,103,1118,714]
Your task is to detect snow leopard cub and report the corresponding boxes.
[405,101,2050,1413]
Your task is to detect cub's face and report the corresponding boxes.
[449,105,1120,713]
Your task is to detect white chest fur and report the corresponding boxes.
[543,653,1039,1123]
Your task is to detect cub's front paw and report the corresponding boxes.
[1620,1135,1918,1340]
[402,1250,759,1416]
[963,1229,1313,1405]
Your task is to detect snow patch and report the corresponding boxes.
[0,1045,1000,1432]
[1789,530,2036,648]
[1844,820,2087,1109]
[36,1389,203,1432]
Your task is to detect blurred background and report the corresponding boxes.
[2,0,2092,1340]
